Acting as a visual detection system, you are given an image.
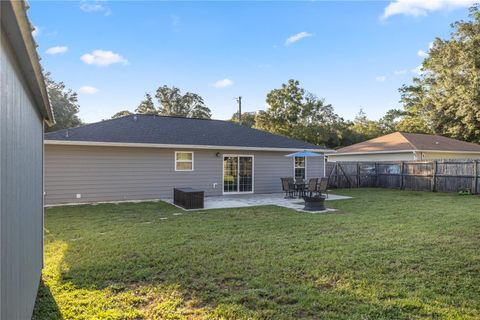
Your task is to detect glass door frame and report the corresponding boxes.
[222,154,254,195]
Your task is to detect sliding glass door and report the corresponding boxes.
[223,155,253,193]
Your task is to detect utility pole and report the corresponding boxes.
[236,96,242,125]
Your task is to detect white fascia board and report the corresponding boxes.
[44,140,331,153]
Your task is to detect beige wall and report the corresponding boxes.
[45,144,324,205]
[327,152,416,162]
[420,152,480,160]
[328,151,480,162]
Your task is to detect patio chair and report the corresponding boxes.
[306,178,319,197]
[318,177,329,198]
[281,178,296,198]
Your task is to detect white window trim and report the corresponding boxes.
[222,154,255,195]
[293,156,307,180]
[175,151,194,171]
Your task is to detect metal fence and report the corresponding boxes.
[326,160,480,194]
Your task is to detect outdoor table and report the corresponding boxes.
[294,182,308,198]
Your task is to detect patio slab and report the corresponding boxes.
[164,192,351,212]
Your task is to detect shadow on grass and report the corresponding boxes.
[32,280,62,320]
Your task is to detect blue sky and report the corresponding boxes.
[29,1,473,123]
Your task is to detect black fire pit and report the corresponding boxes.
[303,195,326,211]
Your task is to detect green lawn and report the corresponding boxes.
[33,189,480,320]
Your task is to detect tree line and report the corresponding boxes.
[46,4,479,147]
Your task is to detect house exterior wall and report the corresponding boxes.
[44,144,325,205]
[0,30,44,320]
[420,152,480,160]
[327,152,416,162]
[328,151,480,162]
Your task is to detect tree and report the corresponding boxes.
[44,73,82,132]
[255,79,347,148]
[398,4,480,142]
[155,85,211,119]
[378,109,405,134]
[229,111,256,128]
[396,83,432,133]
[135,93,157,115]
[111,110,133,119]
[349,109,382,141]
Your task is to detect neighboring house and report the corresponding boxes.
[327,132,480,162]
[1,1,54,319]
[44,115,329,205]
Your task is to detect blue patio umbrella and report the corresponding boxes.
[285,150,323,157]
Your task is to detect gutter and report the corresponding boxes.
[44,139,333,153]
[1,0,54,126]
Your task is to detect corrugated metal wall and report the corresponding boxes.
[1,29,44,319]
[45,145,325,205]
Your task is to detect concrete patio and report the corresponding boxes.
[164,192,351,212]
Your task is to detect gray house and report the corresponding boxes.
[45,115,328,205]
[1,1,54,319]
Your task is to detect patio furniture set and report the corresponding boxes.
[281,177,329,211]
[281,177,329,199]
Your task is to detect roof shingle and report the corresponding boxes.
[45,114,325,150]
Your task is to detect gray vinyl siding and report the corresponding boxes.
[45,145,325,205]
[0,30,44,320]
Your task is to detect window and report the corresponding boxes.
[175,152,194,171]
[294,156,306,180]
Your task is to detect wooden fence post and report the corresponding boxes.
[473,160,478,194]
[334,162,338,187]
[431,161,437,192]
[400,161,405,190]
[357,162,360,188]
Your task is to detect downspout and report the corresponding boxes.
[42,120,45,269]
[323,156,326,177]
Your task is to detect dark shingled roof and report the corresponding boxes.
[45,114,325,150]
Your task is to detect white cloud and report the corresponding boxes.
[375,75,387,82]
[45,46,68,55]
[80,1,111,15]
[46,31,59,37]
[412,65,424,75]
[417,49,428,58]
[285,32,313,46]
[80,50,128,67]
[32,26,40,37]
[381,0,475,20]
[78,86,99,94]
[394,69,407,75]
[211,78,233,88]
